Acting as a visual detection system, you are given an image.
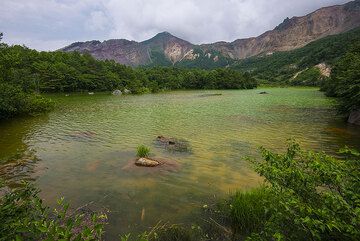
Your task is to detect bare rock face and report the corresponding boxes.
[315,63,331,77]
[61,0,360,66]
[348,110,360,125]
[202,0,360,59]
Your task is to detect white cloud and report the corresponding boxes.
[0,0,350,50]
[86,10,111,31]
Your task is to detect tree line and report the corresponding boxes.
[321,42,360,118]
[0,37,256,119]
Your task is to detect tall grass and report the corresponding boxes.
[217,187,272,238]
[137,145,150,158]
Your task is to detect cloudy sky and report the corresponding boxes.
[0,0,350,51]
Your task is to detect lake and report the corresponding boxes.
[1,87,359,239]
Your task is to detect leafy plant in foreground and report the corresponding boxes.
[0,182,107,241]
[248,141,360,241]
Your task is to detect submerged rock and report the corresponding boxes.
[68,131,97,141]
[348,110,360,125]
[199,93,222,97]
[259,91,268,94]
[156,135,191,152]
[135,157,160,167]
[112,89,122,95]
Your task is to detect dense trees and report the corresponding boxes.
[0,83,53,119]
[0,43,256,94]
[321,43,360,116]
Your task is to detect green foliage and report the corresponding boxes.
[247,141,360,241]
[321,43,360,115]
[232,27,360,85]
[202,142,360,241]
[141,67,257,90]
[120,222,204,241]
[0,82,54,119]
[137,145,150,158]
[216,188,272,238]
[0,43,257,97]
[290,67,323,86]
[0,182,106,241]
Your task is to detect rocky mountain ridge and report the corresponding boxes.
[61,0,360,67]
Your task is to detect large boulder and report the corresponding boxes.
[348,110,360,125]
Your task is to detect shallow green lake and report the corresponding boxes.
[1,88,359,238]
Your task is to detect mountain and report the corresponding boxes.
[231,27,360,84]
[62,32,195,66]
[61,0,360,67]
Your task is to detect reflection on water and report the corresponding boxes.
[0,88,360,238]
[0,115,49,187]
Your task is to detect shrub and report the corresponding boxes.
[0,182,107,240]
[0,82,54,119]
[249,141,360,241]
[205,141,360,241]
[137,145,150,158]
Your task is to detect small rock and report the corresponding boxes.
[259,91,268,94]
[88,92,94,95]
[348,110,360,125]
[199,93,222,97]
[135,157,160,167]
[124,88,131,94]
[112,89,122,95]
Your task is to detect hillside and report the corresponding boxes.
[231,27,360,84]
[61,0,360,67]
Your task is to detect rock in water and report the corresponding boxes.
[112,89,122,95]
[156,135,191,152]
[259,91,268,94]
[135,157,160,167]
[348,110,360,125]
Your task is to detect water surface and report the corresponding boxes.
[1,88,359,238]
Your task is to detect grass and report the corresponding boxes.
[213,187,273,239]
[137,145,150,158]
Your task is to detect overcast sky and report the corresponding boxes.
[0,0,351,51]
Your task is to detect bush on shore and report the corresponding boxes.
[0,82,54,120]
